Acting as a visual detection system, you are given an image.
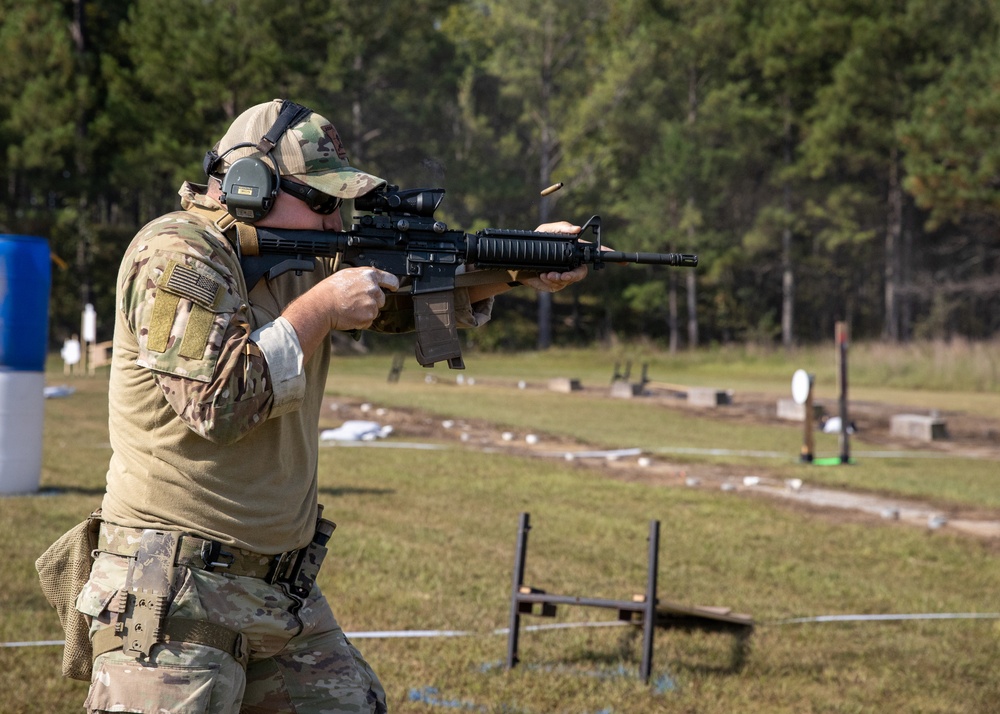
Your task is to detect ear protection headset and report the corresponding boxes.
[203,100,313,222]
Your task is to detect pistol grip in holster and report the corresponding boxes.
[283,542,329,599]
[269,517,336,600]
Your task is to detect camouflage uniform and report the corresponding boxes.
[76,99,495,713]
[80,539,383,714]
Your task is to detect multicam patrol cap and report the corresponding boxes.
[213,98,386,199]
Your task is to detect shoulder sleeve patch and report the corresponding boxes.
[135,254,243,382]
[146,260,226,355]
[159,261,223,309]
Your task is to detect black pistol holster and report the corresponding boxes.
[269,510,337,599]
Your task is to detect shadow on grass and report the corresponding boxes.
[582,627,752,676]
[30,485,395,499]
[675,631,753,675]
[504,626,752,695]
[35,486,106,497]
[319,486,395,497]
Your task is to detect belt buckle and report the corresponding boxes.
[198,539,235,571]
[209,550,235,570]
[266,549,298,585]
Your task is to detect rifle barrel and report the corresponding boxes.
[601,251,698,267]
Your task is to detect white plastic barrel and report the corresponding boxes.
[0,234,51,494]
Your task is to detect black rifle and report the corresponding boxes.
[238,186,698,369]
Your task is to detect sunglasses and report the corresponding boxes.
[279,178,343,215]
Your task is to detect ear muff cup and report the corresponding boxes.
[220,156,278,223]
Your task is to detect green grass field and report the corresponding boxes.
[3,343,1000,713]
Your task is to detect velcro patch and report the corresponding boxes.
[322,123,349,161]
[161,261,222,309]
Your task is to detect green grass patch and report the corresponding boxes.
[318,445,1000,713]
[359,337,1000,395]
[326,354,1000,511]
[4,351,1000,712]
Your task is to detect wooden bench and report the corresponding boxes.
[88,340,114,375]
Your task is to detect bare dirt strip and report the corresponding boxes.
[320,384,1000,543]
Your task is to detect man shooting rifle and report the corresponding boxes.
[62,98,595,714]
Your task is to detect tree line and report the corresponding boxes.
[2,0,998,351]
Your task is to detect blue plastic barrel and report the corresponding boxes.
[0,234,50,494]
[0,235,51,371]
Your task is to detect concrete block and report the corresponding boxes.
[776,399,825,422]
[687,387,732,407]
[890,414,947,441]
[548,377,582,393]
[610,381,644,398]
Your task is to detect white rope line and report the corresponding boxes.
[350,620,631,640]
[772,612,1000,625]
[348,629,471,639]
[650,446,959,460]
[0,621,629,648]
[6,613,999,649]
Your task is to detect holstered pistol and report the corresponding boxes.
[119,529,179,659]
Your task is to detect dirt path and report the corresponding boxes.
[320,386,1000,543]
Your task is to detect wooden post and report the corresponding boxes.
[801,380,815,463]
[792,369,814,463]
[80,334,89,376]
[81,303,96,377]
[836,322,850,464]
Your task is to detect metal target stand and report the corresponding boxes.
[505,512,754,684]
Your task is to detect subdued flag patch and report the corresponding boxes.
[164,262,222,308]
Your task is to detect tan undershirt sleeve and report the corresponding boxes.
[250,317,305,417]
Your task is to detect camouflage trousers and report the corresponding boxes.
[77,551,387,713]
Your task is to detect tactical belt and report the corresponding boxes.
[93,519,332,667]
[97,523,301,583]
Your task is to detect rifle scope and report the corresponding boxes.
[354,185,444,218]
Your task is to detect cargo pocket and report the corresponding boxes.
[75,570,119,624]
[85,658,219,714]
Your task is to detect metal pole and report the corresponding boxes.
[506,512,531,669]
[836,322,851,464]
[640,520,660,683]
